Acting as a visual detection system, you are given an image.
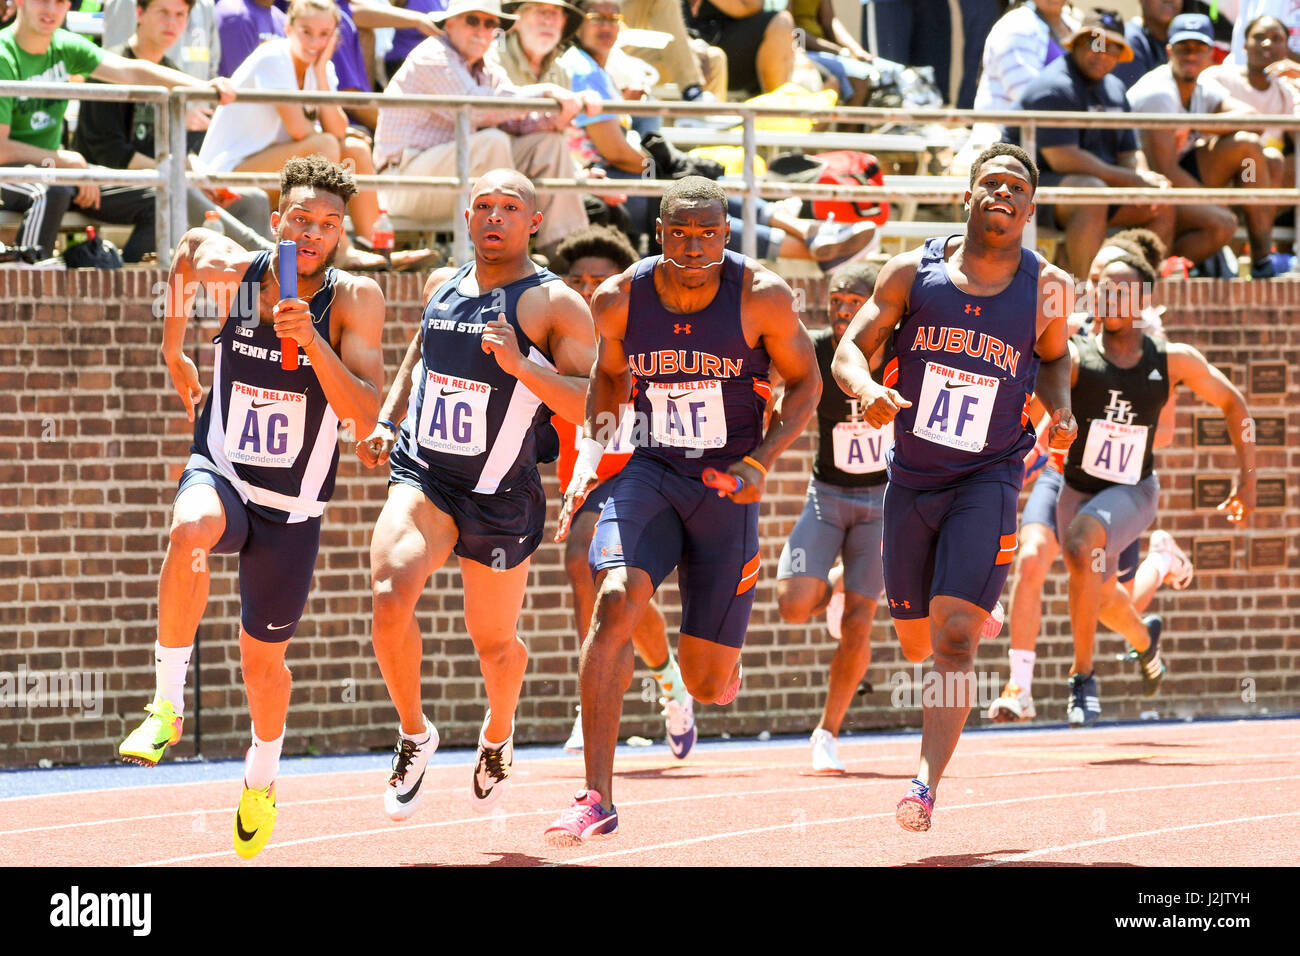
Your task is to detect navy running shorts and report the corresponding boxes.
[388,441,544,569]
[882,478,1020,619]
[1056,474,1160,583]
[1021,466,1141,583]
[176,464,321,642]
[777,478,885,600]
[589,455,760,649]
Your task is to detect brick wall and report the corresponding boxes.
[1,269,1297,768]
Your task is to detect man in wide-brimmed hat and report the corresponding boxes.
[1003,8,1175,279]
[374,0,600,257]
[488,1,582,86]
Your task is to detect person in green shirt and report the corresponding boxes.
[0,0,235,259]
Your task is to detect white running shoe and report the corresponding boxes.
[563,705,583,754]
[1149,529,1195,590]
[661,695,697,759]
[471,711,514,812]
[986,682,1036,723]
[810,728,845,773]
[384,716,440,821]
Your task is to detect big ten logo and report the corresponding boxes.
[788,546,808,575]
[1090,806,1106,834]
[1241,677,1256,704]
[641,153,657,182]
[640,676,657,703]
[40,417,57,443]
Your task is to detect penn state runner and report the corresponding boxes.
[550,226,695,759]
[833,143,1077,831]
[118,156,385,859]
[357,169,596,820]
[544,176,822,844]
[1057,251,1255,726]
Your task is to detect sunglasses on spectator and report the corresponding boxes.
[463,13,501,30]
[585,12,623,24]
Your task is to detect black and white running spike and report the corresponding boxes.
[384,717,440,822]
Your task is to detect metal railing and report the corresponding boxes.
[4,82,1300,268]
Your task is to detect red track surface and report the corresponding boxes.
[4,719,1298,867]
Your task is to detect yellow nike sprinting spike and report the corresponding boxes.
[118,700,184,767]
[233,782,277,860]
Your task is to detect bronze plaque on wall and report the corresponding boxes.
[1248,536,1288,571]
[1195,416,1230,447]
[1255,415,1286,447]
[1249,361,1288,396]
[1194,476,1233,510]
[1256,477,1287,510]
[1193,537,1234,572]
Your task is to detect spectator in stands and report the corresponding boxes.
[682,0,795,95]
[860,0,952,96]
[333,0,443,130]
[383,0,446,82]
[487,0,580,86]
[1229,0,1300,62]
[214,0,285,77]
[199,0,402,268]
[954,0,1004,108]
[959,1,1081,168]
[74,0,274,250]
[1203,13,1300,180]
[373,0,600,260]
[1004,9,1175,279]
[791,0,875,107]
[0,0,235,261]
[562,0,878,268]
[105,0,221,83]
[1113,0,1182,89]
[1130,12,1281,277]
[622,0,723,101]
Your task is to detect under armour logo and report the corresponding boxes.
[964,304,981,316]
[673,324,692,335]
[889,599,912,610]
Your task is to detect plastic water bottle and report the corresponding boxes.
[203,209,224,236]
[371,209,395,264]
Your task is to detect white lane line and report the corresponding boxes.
[975,811,1300,866]
[555,773,1300,865]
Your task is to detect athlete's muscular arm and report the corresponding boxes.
[1033,263,1078,452]
[160,227,254,422]
[357,266,456,468]
[491,280,597,425]
[726,268,821,504]
[555,272,632,542]
[1167,343,1256,522]
[285,274,385,440]
[832,252,917,427]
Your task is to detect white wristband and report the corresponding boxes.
[574,436,605,475]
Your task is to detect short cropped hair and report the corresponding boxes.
[660,175,728,220]
[137,0,196,12]
[555,224,638,273]
[828,261,880,296]
[969,142,1038,195]
[279,154,358,208]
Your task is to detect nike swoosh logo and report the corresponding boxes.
[394,773,423,804]
[235,811,258,842]
[266,622,291,631]
[440,387,465,396]
[668,392,689,400]
[251,400,277,408]
[944,381,972,389]
[151,736,172,750]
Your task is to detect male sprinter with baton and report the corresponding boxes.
[118,155,385,860]
[544,176,821,845]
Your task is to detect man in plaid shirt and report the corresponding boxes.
[374,0,599,256]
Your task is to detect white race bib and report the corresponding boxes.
[832,420,892,473]
[417,370,491,456]
[646,381,727,450]
[912,362,999,453]
[224,381,307,468]
[1080,418,1148,485]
